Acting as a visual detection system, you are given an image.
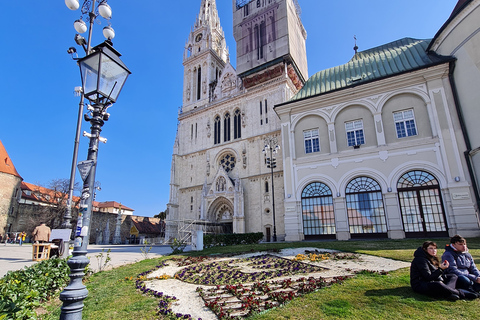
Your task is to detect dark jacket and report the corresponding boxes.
[410,246,444,292]
[442,244,480,282]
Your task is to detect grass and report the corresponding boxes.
[40,237,480,319]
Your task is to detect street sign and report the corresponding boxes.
[77,160,94,182]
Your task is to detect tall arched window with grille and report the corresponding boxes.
[224,112,231,142]
[301,182,335,239]
[214,115,221,145]
[345,177,387,237]
[397,170,448,237]
[234,109,242,139]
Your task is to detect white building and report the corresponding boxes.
[166,0,307,242]
[167,0,480,242]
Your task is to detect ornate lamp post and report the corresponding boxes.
[262,137,280,242]
[62,0,114,230]
[60,1,130,319]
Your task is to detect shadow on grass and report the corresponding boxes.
[364,286,436,301]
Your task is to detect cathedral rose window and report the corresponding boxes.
[220,154,236,173]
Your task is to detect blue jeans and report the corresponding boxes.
[456,275,480,292]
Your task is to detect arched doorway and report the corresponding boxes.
[207,197,234,234]
[397,170,448,237]
[345,177,388,238]
[301,182,335,240]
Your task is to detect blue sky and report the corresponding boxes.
[0,0,457,217]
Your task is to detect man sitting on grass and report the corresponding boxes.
[442,234,480,293]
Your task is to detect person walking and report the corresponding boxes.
[18,232,26,246]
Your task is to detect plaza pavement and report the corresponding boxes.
[0,243,189,278]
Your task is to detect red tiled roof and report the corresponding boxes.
[0,140,22,179]
[21,181,80,205]
[97,201,134,211]
[131,217,164,235]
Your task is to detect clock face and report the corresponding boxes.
[195,33,203,42]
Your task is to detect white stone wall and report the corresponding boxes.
[276,64,480,240]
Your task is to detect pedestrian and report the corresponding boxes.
[4,233,8,246]
[410,241,478,300]
[18,232,26,246]
[32,223,51,243]
[442,234,480,293]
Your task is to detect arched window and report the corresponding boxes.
[234,109,242,139]
[345,177,387,236]
[224,112,231,142]
[214,115,221,144]
[397,170,447,236]
[301,182,335,238]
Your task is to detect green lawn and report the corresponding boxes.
[41,237,480,320]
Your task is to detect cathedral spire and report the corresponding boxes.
[195,0,220,31]
[182,0,229,112]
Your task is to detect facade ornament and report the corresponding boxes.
[186,84,191,101]
[242,147,247,169]
[206,120,211,138]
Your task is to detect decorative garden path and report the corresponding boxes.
[145,248,410,320]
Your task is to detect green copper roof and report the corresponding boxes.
[290,38,452,102]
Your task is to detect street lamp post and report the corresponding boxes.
[60,2,130,319]
[62,0,114,230]
[262,137,280,242]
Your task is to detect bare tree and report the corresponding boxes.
[23,179,81,233]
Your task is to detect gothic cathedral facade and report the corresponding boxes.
[166,0,307,242]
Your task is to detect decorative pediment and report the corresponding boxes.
[214,63,242,100]
[206,166,235,197]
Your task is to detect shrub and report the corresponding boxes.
[203,232,264,248]
[170,238,187,254]
[0,257,69,319]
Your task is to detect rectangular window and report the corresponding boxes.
[345,120,365,147]
[394,110,417,138]
[304,129,320,154]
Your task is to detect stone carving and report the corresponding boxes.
[242,148,247,168]
[206,120,211,138]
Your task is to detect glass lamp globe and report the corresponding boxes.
[74,19,87,34]
[98,3,112,19]
[78,41,131,104]
[103,26,115,40]
[65,0,80,10]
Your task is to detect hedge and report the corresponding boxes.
[0,257,69,320]
[203,232,264,248]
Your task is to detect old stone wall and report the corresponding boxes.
[0,172,21,235]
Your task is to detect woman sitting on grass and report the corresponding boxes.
[410,241,477,300]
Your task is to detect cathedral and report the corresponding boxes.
[166,0,480,242]
[166,0,306,242]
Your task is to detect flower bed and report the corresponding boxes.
[196,275,348,319]
[133,251,372,319]
[174,254,326,286]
